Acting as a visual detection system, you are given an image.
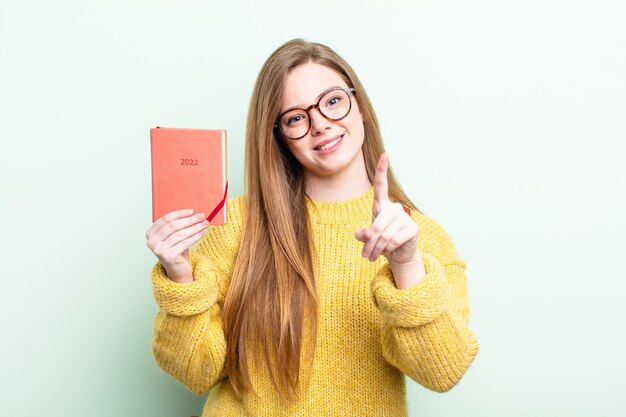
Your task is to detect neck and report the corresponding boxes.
[304,152,371,202]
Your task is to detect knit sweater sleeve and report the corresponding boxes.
[151,196,244,395]
[370,213,479,392]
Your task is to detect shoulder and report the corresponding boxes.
[226,193,246,226]
[193,194,246,273]
[209,193,246,236]
[409,210,466,266]
[216,193,247,237]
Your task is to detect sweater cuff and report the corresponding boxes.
[151,252,220,317]
[371,252,451,328]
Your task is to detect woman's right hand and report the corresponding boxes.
[145,209,210,284]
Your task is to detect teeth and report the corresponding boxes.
[317,136,342,151]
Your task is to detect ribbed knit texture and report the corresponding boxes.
[151,185,479,416]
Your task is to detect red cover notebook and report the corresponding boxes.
[150,127,228,225]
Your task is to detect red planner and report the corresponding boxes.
[150,127,228,225]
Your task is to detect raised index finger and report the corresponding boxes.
[373,152,390,204]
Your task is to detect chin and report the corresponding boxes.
[312,153,360,177]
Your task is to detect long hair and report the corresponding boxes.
[222,38,423,403]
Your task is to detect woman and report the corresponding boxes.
[145,38,479,416]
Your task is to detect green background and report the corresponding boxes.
[1,0,625,416]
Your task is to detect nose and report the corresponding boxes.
[309,107,332,135]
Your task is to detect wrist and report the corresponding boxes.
[163,268,194,284]
[389,251,426,289]
[170,276,194,284]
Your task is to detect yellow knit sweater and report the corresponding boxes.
[151,185,479,416]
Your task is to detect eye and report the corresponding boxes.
[325,95,343,108]
[286,113,307,126]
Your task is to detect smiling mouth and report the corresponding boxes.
[314,134,344,151]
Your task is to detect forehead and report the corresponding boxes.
[281,63,347,108]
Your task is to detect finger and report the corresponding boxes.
[381,222,418,256]
[163,218,210,250]
[373,153,390,206]
[155,212,207,242]
[367,218,405,262]
[151,221,209,263]
[146,208,194,239]
[147,212,207,254]
[355,228,370,242]
[361,204,402,258]
[165,227,209,260]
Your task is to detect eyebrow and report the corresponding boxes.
[280,85,344,114]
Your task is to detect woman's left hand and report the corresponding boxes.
[355,153,421,266]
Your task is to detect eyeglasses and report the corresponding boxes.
[274,87,356,140]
